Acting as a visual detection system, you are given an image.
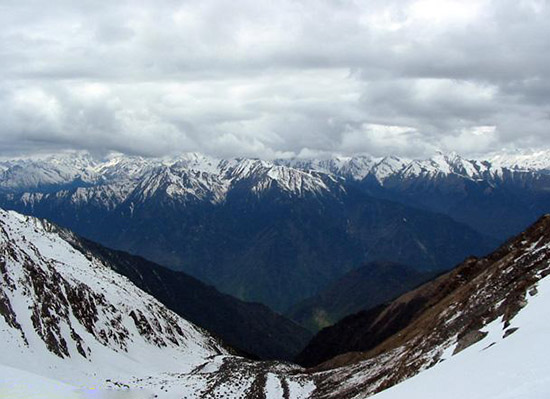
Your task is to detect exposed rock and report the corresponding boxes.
[453,330,488,355]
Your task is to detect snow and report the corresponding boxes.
[0,364,82,399]
[0,151,340,201]
[371,156,410,182]
[288,380,316,399]
[0,208,226,390]
[3,150,550,207]
[371,275,550,399]
[265,373,284,398]
[487,149,550,172]
[0,208,317,398]
[397,152,491,181]
[220,158,334,196]
[276,155,380,180]
[0,364,157,398]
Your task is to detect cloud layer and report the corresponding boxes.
[1,0,549,158]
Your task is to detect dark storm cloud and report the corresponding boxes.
[0,0,549,158]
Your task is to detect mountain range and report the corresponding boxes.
[3,150,540,311]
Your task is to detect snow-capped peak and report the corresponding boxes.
[2,149,550,203]
[486,149,550,172]
[275,155,380,180]
[172,152,222,174]
[221,158,335,196]
[132,164,229,203]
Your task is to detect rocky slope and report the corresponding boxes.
[0,208,225,384]
[296,213,550,397]
[370,274,550,399]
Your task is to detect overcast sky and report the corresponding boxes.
[0,0,549,159]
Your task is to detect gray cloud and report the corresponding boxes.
[0,0,549,158]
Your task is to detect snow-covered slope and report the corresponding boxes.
[221,158,337,196]
[395,152,491,181]
[0,363,87,399]
[276,155,379,180]
[130,165,229,204]
[488,149,550,172]
[0,208,226,386]
[0,153,99,192]
[372,275,550,399]
[0,208,315,398]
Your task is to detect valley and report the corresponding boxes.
[2,206,550,398]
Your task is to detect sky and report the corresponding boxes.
[0,0,549,159]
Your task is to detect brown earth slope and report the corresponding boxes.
[300,214,550,398]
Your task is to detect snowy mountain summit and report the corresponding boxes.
[2,149,549,199]
[0,151,339,202]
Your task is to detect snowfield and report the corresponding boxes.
[0,363,156,399]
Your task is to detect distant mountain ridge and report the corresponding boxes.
[3,150,541,311]
[3,148,550,194]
